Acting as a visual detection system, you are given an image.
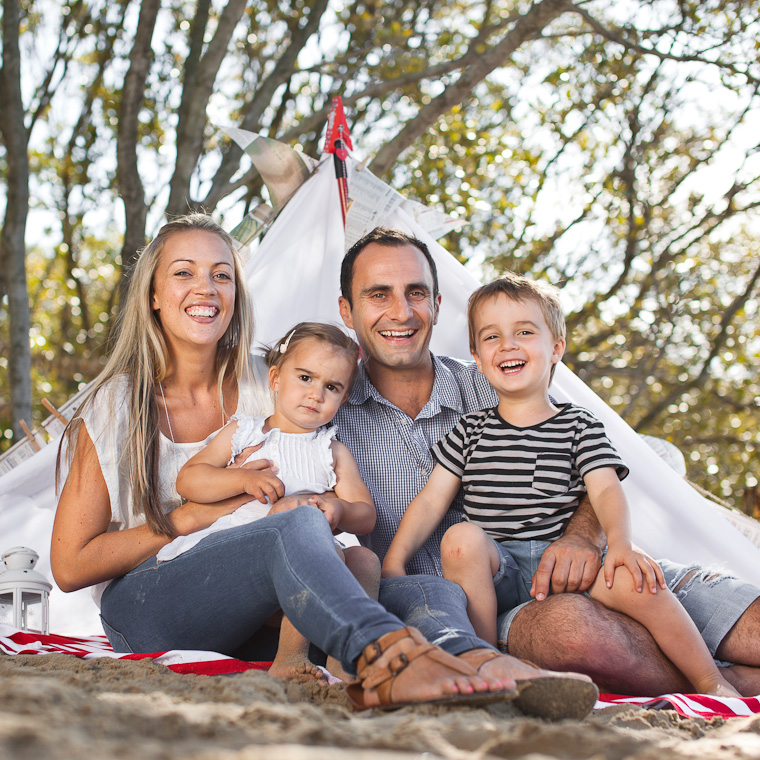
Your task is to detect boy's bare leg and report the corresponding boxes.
[440,523,501,646]
[325,545,382,682]
[268,618,328,683]
[343,545,381,597]
[588,569,740,697]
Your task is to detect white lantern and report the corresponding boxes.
[0,547,52,634]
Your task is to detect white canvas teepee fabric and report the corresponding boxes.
[1,153,759,638]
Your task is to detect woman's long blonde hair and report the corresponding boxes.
[58,214,254,536]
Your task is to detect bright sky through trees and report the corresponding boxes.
[1,0,758,511]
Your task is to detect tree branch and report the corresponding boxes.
[200,0,331,211]
[166,0,247,217]
[570,3,760,85]
[369,0,571,176]
[635,259,760,429]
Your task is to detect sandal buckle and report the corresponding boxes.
[363,641,383,665]
[389,652,409,675]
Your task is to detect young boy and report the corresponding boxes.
[382,272,739,697]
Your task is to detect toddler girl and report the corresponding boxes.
[161,322,378,683]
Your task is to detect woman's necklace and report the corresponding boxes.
[158,381,226,444]
[158,381,176,443]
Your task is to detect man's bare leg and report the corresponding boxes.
[507,593,693,695]
[508,593,760,696]
[716,598,760,665]
[716,599,760,695]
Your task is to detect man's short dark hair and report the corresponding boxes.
[340,227,440,307]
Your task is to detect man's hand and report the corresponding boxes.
[530,533,603,601]
[227,443,263,469]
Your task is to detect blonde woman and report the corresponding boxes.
[50,214,513,710]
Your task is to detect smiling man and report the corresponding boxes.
[334,227,760,697]
[336,229,484,572]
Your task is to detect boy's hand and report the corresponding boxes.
[307,495,343,531]
[242,461,284,504]
[604,542,666,594]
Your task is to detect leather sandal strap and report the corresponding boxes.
[360,641,435,689]
[356,627,415,671]
[458,648,501,674]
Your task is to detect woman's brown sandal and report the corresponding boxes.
[458,649,599,721]
[345,627,518,711]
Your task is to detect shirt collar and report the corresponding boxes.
[347,354,466,418]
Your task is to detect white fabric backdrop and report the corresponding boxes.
[2,155,759,636]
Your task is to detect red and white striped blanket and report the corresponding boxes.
[2,625,758,719]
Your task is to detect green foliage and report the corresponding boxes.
[1,0,758,512]
[0,231,120,440]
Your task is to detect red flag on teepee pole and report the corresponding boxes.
[323,96,353,226]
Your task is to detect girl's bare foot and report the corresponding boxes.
[268,655,328,684]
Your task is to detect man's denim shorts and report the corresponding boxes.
[492,538,760,658]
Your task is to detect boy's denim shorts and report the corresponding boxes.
[492,538,760,659]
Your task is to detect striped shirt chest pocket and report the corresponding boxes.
[531,453,573,496]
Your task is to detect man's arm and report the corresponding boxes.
[530,494,605,601]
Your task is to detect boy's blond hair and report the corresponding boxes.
[467,272,566,381]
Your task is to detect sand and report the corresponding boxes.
[2,654,760,759]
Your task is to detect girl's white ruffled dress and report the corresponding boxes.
[157,415,338,562]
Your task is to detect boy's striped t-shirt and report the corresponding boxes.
[432,403,629,542]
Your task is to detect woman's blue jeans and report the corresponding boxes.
[100,506,402,673]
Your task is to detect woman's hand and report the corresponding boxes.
[227,444,262,468]
[266,494,313,514]
[168,492,253,536]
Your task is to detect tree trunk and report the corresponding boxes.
[165,0,246,217]
[0,0,32,441]
[117,0,161,287]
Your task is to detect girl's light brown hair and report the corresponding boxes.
[264,322,360,393]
